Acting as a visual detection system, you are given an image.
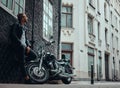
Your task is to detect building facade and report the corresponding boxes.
[61,0,120,81]
[0,0,61,83]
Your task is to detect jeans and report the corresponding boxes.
[15,46,37,78]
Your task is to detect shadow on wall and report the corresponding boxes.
[0,43,24,83]
[0,30,24,82]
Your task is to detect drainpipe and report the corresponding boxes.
[31,0,35,49]
[58,0,62,59]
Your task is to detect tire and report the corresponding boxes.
[27,63,49,84]
[62,65,73,84]
[62,77,72,84]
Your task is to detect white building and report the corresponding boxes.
[60,0,120,81]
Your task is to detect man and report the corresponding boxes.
[11,13,37,83]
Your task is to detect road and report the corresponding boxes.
[0,81,120,88]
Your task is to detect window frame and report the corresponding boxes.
[61,43,73,65]
[104,3,107,19]
[98,22,100,40]
[0,0,25,17]
[43,0,53,41]
[89,0,95,9]
[88,15,94,34]
[105,28,108,44]
[61,5,73,28]
[97,0,100,13]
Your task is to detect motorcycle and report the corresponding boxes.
[25,39,75,84]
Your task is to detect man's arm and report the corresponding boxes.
[11,24,22,46]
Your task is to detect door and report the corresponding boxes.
[105,54,109,81]
[61,43,73,66]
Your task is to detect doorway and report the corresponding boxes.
[105,53,109,81]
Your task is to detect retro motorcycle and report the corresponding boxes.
[25,39,75,84]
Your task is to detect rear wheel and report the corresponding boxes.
[27,63,49,84]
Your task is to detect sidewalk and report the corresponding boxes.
[72,80,120,85]
[0,81,120,88]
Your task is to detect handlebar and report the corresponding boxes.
[37,40,55,52]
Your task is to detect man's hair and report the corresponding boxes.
[17,13,24,23]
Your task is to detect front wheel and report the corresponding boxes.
[27,63,49,84]
[61,77,72,84]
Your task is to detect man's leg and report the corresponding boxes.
[16,46,28,80]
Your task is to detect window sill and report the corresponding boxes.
[61,27,74,30]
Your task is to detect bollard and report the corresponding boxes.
[91,64,94,84]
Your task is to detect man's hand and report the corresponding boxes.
[26,46,31,54]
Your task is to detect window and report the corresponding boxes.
[119,61,120,77]
[1,0,13,10]
[1,0,25,16]
[115,16,117,28]
[88,16,93,34]
[88,47,94,73]
[112,33,114,48]
[98,22,100,40]
[98,51,102,79]
[61,6,72,28]
[14,0,25,15]
[98,51,102,73]
[104,3,107,19]
[89,0,95,6]
[110,11,113,24]
[43,0,53,40]
[119,21,120,29]
[105,28,108,44]
[61,43,73,65]
[116,37,118,49]
[97,0,100,12]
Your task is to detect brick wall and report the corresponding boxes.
[0,0,60,83]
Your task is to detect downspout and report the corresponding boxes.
[31,0,35,49]
[58,0,62,59]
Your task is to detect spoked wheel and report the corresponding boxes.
[27,63,49,84]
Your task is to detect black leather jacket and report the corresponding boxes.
[10,23,30,48]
